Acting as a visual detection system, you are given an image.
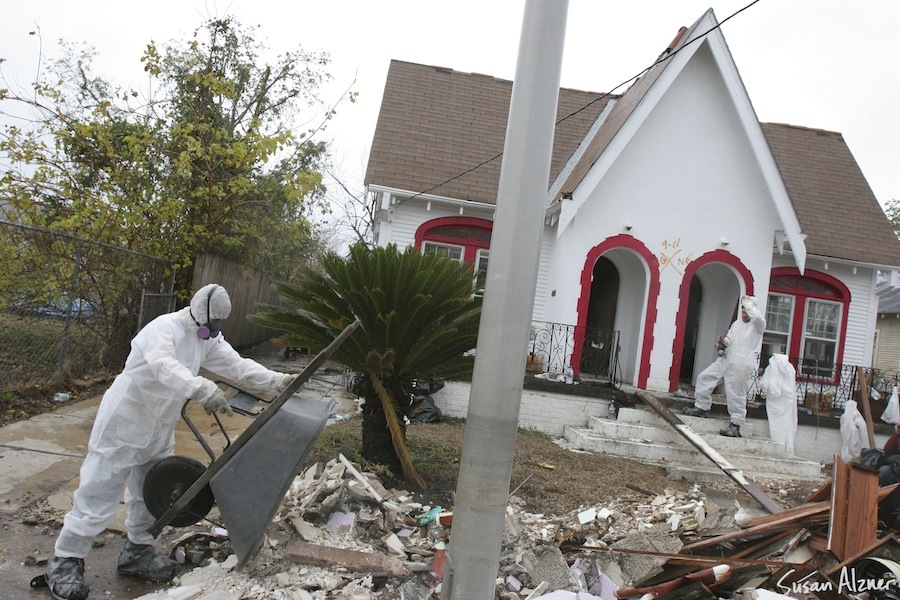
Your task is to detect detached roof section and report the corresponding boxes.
[762,123,900,268]
[364,60,613,204]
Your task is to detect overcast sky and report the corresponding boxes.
[2,0,898,217]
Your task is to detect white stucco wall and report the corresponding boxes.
[544,44,780,391]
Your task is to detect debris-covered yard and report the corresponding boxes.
[113,417,877,600]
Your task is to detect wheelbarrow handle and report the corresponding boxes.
[180,399,232,464]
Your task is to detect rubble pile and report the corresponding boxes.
[136,451,899,600]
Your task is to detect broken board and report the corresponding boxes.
[635,390,782,514]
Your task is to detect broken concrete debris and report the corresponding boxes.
[137,453,899,600]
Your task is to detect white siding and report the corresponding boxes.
[875,317,900,372]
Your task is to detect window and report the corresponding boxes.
[422,241,463,262]
[416,217,493,295]
[761,294,794,366]
[801,299,841,378]
[474,249,489,293]
[764,268,850,381]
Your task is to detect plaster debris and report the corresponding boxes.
[133,452,897,600]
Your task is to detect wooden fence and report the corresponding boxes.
[192,254,285,348]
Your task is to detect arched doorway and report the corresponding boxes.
[577,236,659,387]
[582,257,619,378]
[669,250,754,391]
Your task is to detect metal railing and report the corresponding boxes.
[748,356,900,415]
[527,321,621,388]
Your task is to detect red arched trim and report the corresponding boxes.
[769,267,850,370]
[668,250,755,392]
[414,217,493,263]
[575,235,659,389]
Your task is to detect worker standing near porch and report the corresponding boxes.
[683,295,766,437]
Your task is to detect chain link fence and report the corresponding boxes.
[0,220,176,400]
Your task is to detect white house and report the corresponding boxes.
[363,9,900,398]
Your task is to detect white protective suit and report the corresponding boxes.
[691,296,766,427]
[840,399,870,463]
[55,284,293,558]
[759,354,797,455]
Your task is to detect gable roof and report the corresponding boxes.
[762,123,900,268]
[364,60,613,204]
[365,17,899,271]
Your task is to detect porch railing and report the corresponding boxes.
[748,357,900,415]
[528,321,621,388]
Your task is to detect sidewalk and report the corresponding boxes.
[0,372,357,519]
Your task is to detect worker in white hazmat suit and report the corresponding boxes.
[683,295,766,438]
[43,284,297,600]
[758,354,798,455]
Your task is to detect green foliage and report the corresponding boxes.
[0,16,346,286]
[885,199,900,239]
[250,243,482,486]
[251,244,483,385]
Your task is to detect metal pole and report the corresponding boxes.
[444,1,568,597]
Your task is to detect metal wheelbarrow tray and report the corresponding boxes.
[146,320,360,568]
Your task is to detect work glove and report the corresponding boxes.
[202,388,233,417]
[274,373,299,395]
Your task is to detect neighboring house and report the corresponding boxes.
[364,9,900,396]
[874,286,900,373]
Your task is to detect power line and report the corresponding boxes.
[392,0,762,209]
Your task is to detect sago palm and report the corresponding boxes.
[250,243,482,487]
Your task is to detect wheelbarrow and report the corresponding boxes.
[142,320,360,569]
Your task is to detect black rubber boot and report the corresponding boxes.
[720,422,742,437]
[46,557,90,600]
[682,406,711,418]
[116,540,179,582]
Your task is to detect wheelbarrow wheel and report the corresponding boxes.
[143,456,215,527]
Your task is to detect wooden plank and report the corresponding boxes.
[802,479,832,504]
[856,367,877,448]
[747,500,829,528]
[828,454,851,560]
[842,462,879,558]
[822,534,898,578]
[683,509,829,552]
[635,391,782,514]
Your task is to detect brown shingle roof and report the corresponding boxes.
[762,123,900,267]
[365,60,900,268]
[364,60,614,204]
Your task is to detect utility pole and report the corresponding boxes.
[443,1,569,598]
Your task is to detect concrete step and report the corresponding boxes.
[615,406,759,437]
[585,416,786,456]
[566,401,825,481]
[564,426,825,481]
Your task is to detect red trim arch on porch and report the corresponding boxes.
[668,250,755,392]
[413,216,493,262]
[768,267,850,381]
[575,235,660,389]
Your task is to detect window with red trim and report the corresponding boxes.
[417,219,492,294]
[761,272,848,380]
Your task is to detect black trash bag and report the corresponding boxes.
[410,394,442,423]
[859,448,885,469]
